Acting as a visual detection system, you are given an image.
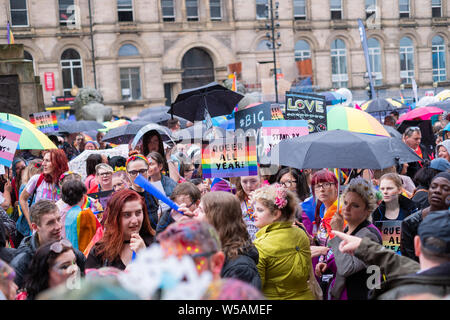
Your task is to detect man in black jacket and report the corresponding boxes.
[402,127,432,179]
[333,210,450,300]
[401,172,450,261]
[9,200,85,288]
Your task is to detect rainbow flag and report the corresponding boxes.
[29,111,58,133]
[7,22,14,44]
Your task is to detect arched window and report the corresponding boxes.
[118,44,140,56]
[399,37,414,84]
[24,50,37,75]
[181,48,214,89]
[432,36,446,82]
[256,39,272,51]
[367,38,382,86]
[294,40,311,61]
[61,49,83,96]
[331,39,348,88]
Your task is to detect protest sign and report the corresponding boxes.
[270,104,285,120]
[88,190,113,213]
[29,111,58,134]
[285,92,327,133]
[260,120,309,155]
[376,220,402,255]
[0,120,23,168]
[234,103,272,134]
[201,136,257,179]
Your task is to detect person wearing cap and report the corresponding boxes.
[332,209,450,300]
[430,158,450,173]
[401,172,450,261]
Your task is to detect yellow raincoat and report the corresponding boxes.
[254,221,315,300]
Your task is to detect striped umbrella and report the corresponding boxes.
[0,113,57,150]
[436,89,450,101]
[327,106,390,137]
[360,98,407,113]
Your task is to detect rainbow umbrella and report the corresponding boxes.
[396,106,444,124]
[327,106,390,137]
[0,113,57,150]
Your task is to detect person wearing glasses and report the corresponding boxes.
[87,164,114,194]
[192,191,261,289]
[111,170,131,193]
[86,189,155,270]
[126,151,160,230]
[251,183,315,300]
[10,200,86,289]
[19,239,83,300]
[402,127,432,179]
[155,182,201,234]
[147,151,178,218]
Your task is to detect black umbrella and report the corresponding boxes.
[364,99,401,113]
[140,112,189,129]
[102,121,150,144]
[383,125,402,139]
[168,82,244,122]
[58,120,105,134]
[262,130,422,170]
[138,105,171,117]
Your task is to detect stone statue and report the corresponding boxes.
[73,87,112,122]
[222,78,246,95]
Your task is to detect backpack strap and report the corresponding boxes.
[31,174,45,205]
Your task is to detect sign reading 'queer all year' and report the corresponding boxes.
[201,136,257,179]
[285,91,327,133]
[29,111,58,134]
[261,120,309,155]
[376,220,403,255]
[0,120,23,168]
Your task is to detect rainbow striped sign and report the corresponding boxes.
[0,120,23,168]
[202,136,257,179]
[29,111,58,133]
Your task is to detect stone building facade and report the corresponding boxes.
[1,0,449,117]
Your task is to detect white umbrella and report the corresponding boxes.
[69,144,129,180]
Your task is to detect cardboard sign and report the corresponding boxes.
[29,111,58,133]
[201,136,257,179]
[0,120,23,168]
[285,92,327,133]
[234,103,272,134]
[376,220,402,255]
[88,190,113,213]
[261,120,309,155]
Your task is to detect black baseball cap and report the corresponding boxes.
[418,210,450,255]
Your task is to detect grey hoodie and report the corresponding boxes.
[436,139,450,157]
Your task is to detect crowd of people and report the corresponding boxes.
[0,113,449,301]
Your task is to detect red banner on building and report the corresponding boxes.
[44,72,55,91]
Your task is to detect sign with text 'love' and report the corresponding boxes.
[0,120,23,167]
[285,92,327,133]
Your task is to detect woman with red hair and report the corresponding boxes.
[85,189,155,270]
[19,149,69,230]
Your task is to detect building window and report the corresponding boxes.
[186,0,199,21]
[365,0,376,19]
[210,0,222,21]
[256,0,268,19]
[293,0,306,20]
[331,39,348,88]
[432,0,442,18]
[294,40,310,61]
[118,0,133,22]
[59,0,74,26]
[120,68,141,101]
[118,44,140,56]
[330,0,342,20]
[161,0,175,21]
[10,0,28,26]
[432,36,446,82]
[399,0,410,18]
[24,50,37,75]
[367,38,383,86]
[61,49,83,96]
[256,39,272,51]
[399,37,414,84]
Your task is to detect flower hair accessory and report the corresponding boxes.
[274,184,288,209]
[59,171,75,182]
[114,166,127,172]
